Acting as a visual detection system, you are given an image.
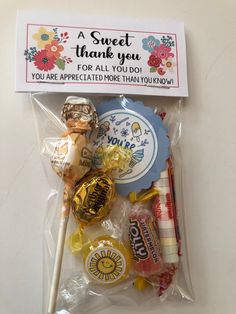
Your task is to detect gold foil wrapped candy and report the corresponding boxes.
[72,145,132,225]
[72,171,114,225]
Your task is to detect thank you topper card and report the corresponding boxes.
[16,11,188,96]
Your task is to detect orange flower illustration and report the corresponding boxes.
[45,40,64,59]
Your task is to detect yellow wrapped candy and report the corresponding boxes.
[134,276,151,291]
[83,236,131,284]
[72,145,131,225]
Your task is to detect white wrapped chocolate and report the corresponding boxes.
[51,134,92,185]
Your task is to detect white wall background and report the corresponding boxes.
[1,1,236,313]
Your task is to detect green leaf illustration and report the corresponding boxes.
[150,67,156,73]
[56,59,65,70]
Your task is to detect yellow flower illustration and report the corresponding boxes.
[32,27,55,49]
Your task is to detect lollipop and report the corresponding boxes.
[47,96,98,314]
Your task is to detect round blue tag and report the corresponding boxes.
[93,97,170,195]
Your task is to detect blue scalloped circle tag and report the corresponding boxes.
[93,98,170,196]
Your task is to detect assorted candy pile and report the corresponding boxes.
[61,97,181,297]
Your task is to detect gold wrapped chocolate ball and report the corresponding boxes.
[72,145,131,225]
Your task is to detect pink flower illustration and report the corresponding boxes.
[153,44,174,60]
[142,35,176,77]
[157,67,166,76]
[148,55,162,68]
